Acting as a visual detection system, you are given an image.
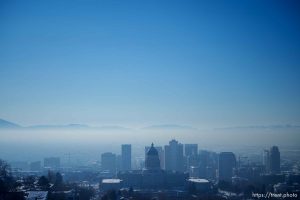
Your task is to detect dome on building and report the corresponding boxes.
[147,143,159,156]
[145,143,161,170]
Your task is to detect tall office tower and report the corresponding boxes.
[121,144,131,171]
[116,155,122,172]
[164,139,184,172]
[101,152,117,174]
[30,161,42,171]
[269,146,280,174]
[263,149,270,172]
[145,145,164,169]
[198,150,209,178]
[44,157,60,169]
[145,143,161,170]
[218,152,236,182]
[185,144,199,172]
[185,144,198,157]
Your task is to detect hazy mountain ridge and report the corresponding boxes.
[0,119,130,130]
[142,124,198,130]
[216,124,300,130]
[0,119,22,129]
[1,118,299,132]
[0,119,194,131]
[27,124,90,129]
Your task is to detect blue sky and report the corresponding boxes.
[0,0,300,128]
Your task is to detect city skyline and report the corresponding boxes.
[1,0,300,129]
[1,1,300,199]
[2,136,297,199]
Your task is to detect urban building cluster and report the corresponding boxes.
[1,139,300,200]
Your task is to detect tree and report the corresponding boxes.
[53,172,64,191]
[77,186,95,200]
[23,176,35,189]
[38,176,50,190]
[189,182,197,195]
[0,159,16,196]
[101,190,116,200]
[244,184,256,196]
[0,160,11,178]
[129,186,133,196]
[48,170,56,184]
[48,192,66,200]
[218,180,232,191]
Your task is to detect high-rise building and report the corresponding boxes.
[145,145,164,169]
[185,144,198,157]
[10,161,29,171]
[30,161,42,171]
[44,157,60,169]
[101,152,117,174]
[116,155,122,172]
[165,139,184,172]
[121,144,131,171]
[218,152,236,182]
[269,146,280,174]
[198,150,210,178]
[184,144,199,172]
[263,149,270,172]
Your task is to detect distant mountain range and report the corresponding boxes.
[0,119,22,129]
[0,118,129,130]
[0,119,196,131]
[27,124,90,129]
[142,124,198,130]
[215,124,300,130]
[1,118,299,131]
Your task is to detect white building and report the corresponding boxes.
[101,179,122,191]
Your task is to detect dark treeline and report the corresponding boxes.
[0,159,95,200]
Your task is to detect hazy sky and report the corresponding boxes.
[1,0,300,128]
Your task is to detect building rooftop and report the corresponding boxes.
[26,191,48,200]
[188,178,209,183]
[102,179,122,184]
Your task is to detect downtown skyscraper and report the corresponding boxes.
[121,144,131,171]
[164,139,184,172]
